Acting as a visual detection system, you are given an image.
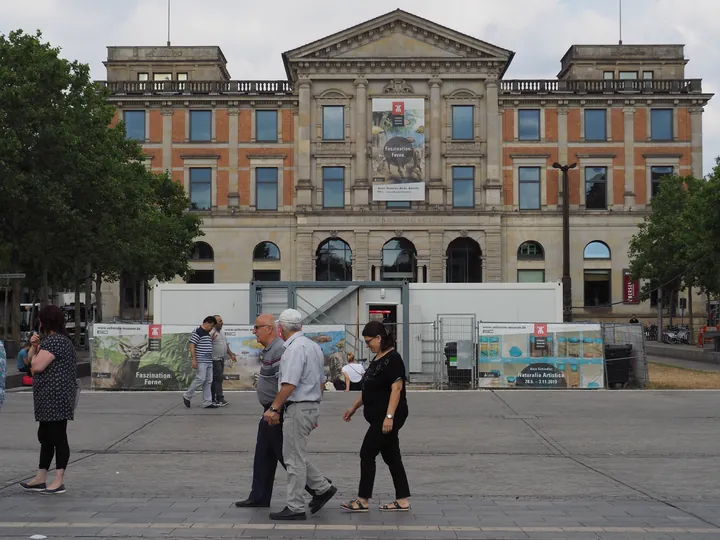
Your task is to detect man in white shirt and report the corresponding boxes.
[262,309,337,520]
[210,315,236,407]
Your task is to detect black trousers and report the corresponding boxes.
[211,360,225,402]
[38,420,70,471]
[249,408,314,504]
[358,417,410,500]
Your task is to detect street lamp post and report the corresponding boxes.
[552,162,577,323]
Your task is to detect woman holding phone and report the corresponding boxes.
[341,321,410,512]
[20,305,77,495]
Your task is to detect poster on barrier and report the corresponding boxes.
[476,323,604,389]
[91,324,346,391]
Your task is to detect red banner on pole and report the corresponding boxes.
[623,270,640,304]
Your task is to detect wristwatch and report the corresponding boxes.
[269,406,280,413]
[386,414,393,419]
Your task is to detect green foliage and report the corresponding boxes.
[629,165,720,301]
[0,30,203,335]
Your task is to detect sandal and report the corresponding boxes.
[340,499,369,513]
[379,501,410,512]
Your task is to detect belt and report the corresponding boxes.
[285,400,320,407]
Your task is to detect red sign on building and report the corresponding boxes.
[623,270,640,304]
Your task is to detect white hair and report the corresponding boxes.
[278,320,302,333]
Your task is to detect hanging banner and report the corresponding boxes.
[623,270,640,304]
[91,324,347,391]
[477,323,605,389]
[371,97,425,201]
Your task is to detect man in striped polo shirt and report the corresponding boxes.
[183,316,218,409]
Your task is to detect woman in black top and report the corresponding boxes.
[341,321,410,512]
[21,305,77,495]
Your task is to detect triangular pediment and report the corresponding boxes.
[282,9,514,74]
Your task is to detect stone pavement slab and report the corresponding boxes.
[1,390,720,539]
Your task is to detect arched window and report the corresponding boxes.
[253,242,280,261]
[583,241,611,260]
[316,238,352,282]
[517,241,544,261]
[446,238,482,283]
[381,238,417,282]
[191,241,214,261]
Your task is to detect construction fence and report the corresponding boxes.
[88,320,647,391]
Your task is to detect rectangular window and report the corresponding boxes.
[585,167,607,210]
[387,201,411,209]
[189,168,212,211]
[518,269,545,283]
[452,105,474,140]
[186,270,215,284]
[643,71,654,80]
[256,110,278,142]
[518,167,540,210]
[584,109,607,141]
[256,167,278,211]
[322,106,344,140]
[253,270,281,282]
[650,165,673,199]
[138,73,149,81]
[123,110,145,141]
[189,110,211,142]
[322,167,345,208]
[619,71,638,80]
[177,73,188,81]
[518,109,540,141]
[651,109,673,140]
[452,166,474,208]
[584,270,611,307]
[153,73,172,81]
[603,71,614,80]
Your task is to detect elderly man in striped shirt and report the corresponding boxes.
[183,316,218,409]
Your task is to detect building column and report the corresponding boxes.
[296,76,313,208]
[353,231,369,281]
[690,106,704,178]
[427,77,444,205]
[429,232,444,283]
[557,106,568,205]
[161,107,173,174]
[296,231,313,281]
[484,77,502,206]
[353,78,370,206]
[484,228,502,282]
[623,106,636,208]
[227,107,240,208]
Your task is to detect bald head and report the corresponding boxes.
[253,313,277,347]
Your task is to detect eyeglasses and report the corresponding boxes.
[254,325,271,331]
[364,336,379,345]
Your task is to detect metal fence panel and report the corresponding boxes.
[601,323,648,389]
[437,315,478,390]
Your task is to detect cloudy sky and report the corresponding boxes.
[2,0,717,173]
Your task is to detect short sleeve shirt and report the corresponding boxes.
[278,333,324,402]
[190,327,213,363]
[256,337,285,406]
[211,329,228,362]
[361,350,408,423]
[342,363,365,383]
[33,333,77,422]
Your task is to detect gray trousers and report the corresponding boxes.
[283,402,331,513]
[184,362,214,406]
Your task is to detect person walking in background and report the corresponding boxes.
[235,313,328,508]
[210,314,236,407]
[183,316,217,409]
[341,320,411,513]
[0,339,6,411]
[262,309,337,520]
[342,352,365,392]
[20,305,78,495]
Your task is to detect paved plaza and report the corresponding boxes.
[1,389,719,539]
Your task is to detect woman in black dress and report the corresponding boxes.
[341,321,410,512]
[21,305,77,495]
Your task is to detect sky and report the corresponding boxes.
[1,0,717,174]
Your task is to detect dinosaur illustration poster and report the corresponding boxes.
[91,324,347,391]
[371,97,425,201]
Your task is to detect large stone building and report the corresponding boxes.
[101,9,712,322]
